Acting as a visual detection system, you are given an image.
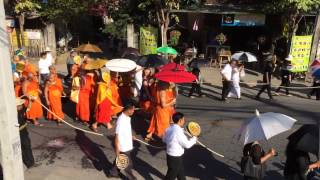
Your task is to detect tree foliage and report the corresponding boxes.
[14,0,41,14]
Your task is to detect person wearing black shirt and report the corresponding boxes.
[275,60,292,96]
[242,142,276,180]
[256,61,274,100]
[16,98,35,168]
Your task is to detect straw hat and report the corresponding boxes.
[16,61,25,72]
[83,59,108,70]
[16,97,25,106]
[102,72,110,83]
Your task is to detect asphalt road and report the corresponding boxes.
[24,83,320,180]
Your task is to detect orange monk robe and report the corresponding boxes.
[76,75,94,122]
[47,81,64,121]
[147,87,174,138]
[25,80,43,120]
[95,82,118,124]
[109,80,123,116]
[14,82,22,97]
[22,64,38,78]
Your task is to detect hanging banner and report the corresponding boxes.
[140,26,158,55]
[289,35,313,72]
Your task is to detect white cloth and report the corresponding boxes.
[115,113,133,152]
[221,64,232,81]
[38,58,52,74]
[163,124,197,157]
[46,53,54,65]
[228,68,241,98]
[133,65,143,97]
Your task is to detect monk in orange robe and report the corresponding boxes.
[93,72,123,132]
[76,71,95,125]
[118,73,133,101]
[45,74,64,125]
[22,73,43,126]
[110,73,123,116]
[146,81,176,140]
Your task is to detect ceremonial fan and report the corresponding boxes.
[116,154,129,170]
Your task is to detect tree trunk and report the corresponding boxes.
[64,22,69,51]
[18,13,25,47]
[310,15,320,67]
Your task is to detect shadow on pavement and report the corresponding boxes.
[184,145,242,180]
[132,142,165,179]
[75,130,112,177]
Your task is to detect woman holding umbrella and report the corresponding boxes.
[145,81,176,140]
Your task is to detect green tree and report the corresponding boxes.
[38,0,92,49]
[14,0,41,47]
[262,0,320,53]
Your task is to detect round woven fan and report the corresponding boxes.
[116,154,129,170]
[187,121,201,137]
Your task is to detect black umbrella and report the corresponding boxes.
[288,125,319,156]
[137,54,168,67]
[121,47,141,57]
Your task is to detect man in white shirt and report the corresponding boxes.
[109,102,136,180]
[221,60,237,101]
[38,52,52,84]
[163,112,197,180]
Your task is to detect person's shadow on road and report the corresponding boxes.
[75,130,112,176]
[184,145,242,180]
[131,141,165,179]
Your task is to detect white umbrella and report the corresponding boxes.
[105,58,137,72]
[231,52,257,62]
[236,110,297,145]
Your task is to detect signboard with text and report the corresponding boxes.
[140,26,158,55]
[290,35,313,72]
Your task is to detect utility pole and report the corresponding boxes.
[310,14,320,65]
[0,0,25,179]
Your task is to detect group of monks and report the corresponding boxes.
[12,53,178,141]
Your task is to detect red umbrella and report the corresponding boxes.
[311,59,320,67]
[155,70,196,83]
[159,62,186,71]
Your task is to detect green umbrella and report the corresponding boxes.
[157,46,178,55]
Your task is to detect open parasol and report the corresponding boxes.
[76,43,102,53]
[105,58,137,72]
[121,47,140,57]
[155,69,196,83]
[136,54,168,67]
[157,46,178,55]
[159,62,186,71]
[231,52,257,63]
[82,59,108,70]
[236,110,297,145]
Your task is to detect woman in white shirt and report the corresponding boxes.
[228,64,245,99]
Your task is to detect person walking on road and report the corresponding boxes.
[109,102,136,180]
[256,60,275,100]
[275,56,292,97]
[307,76,320,100]
[221,60,238,102]
[241,141,276,180]
[163,112,197,180]
[188,67,204,98]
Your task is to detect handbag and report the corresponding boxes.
[241,156,265,178]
